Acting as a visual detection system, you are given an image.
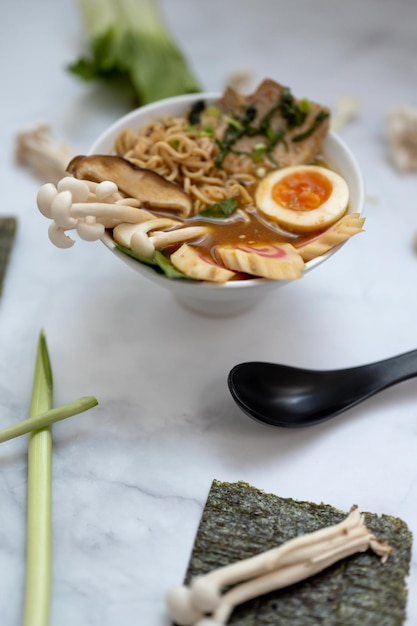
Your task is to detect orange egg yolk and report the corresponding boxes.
[271,169,332,211]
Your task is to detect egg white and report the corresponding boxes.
[255,165,350,233]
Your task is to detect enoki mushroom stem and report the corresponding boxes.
[166,506,392,626]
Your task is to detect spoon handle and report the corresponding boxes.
[365,349,417,390]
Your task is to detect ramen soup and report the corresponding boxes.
[68,79,365,283]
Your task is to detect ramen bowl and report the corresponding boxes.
[89,93,365,316]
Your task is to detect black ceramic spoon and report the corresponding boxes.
[228,349,417,428]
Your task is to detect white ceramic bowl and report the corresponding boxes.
[89,93,365,316]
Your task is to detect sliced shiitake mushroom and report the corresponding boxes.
[67,155,192,217]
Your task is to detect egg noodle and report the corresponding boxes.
[113,116,255,213]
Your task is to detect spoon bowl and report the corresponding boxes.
[228,349,417,427]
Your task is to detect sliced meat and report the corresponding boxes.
[211,79,331,174]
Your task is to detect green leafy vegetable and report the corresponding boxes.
[200,198,239,218]
[68,0,202,105]
[154,251,190,278]
[115,243,159,267]
[115,244,193,279]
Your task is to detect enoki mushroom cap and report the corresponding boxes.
[37,182,58,218]
[51,190,77,229]
[95,180,118,200]
[165,585,203,626]
[130,230,155,258]
[190,577,222,613]
[48,222,75,248]
[76,219,105,241]
[57,176,90,202]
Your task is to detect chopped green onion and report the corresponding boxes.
[252,142,267,162]
[200,125,214,138]
[0,397,98,444]
[204,106,221,118]
[224,116,243,131]
[169,139,180,150]
[299,98,312,113]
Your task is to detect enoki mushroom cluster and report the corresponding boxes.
[166,506,392,626]
[37,176,206,255]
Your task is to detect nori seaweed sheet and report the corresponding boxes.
[0,217,17,296]
[181,480,412,626]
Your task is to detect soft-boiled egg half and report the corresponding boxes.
[255,165,349,233]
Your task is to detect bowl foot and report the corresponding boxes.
[174,294,257,316]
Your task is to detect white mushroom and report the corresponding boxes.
[130,231,156,258]
[208,516,391,625]
[57,176,90,202]
[165,586,203,626]
[131,226,207,259]
[36,183,58,218]
[38,174,206,253]
[95,180,118,200]
[38,175,158,248]
[386,103,417,172]
[113,218,180,249]
[166,507,392,626]
[15,123,75,184]
[116,197,143,207]
[151,226,207,250]
[76,217,105,241]
[48,222,75,248]
[50,191,77,229]
[69,202,151,224]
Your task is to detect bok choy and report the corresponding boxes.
[68,0,202,105]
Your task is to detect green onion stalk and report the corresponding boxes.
[23,332,54,626]
[21,332,98,626]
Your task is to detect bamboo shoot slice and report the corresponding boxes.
[297,212,365,262]
[171,244,236,282]
[216,242,305,280]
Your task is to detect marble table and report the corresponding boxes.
[0,0,416,624]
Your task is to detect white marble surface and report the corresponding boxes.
[1,0,417,624]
